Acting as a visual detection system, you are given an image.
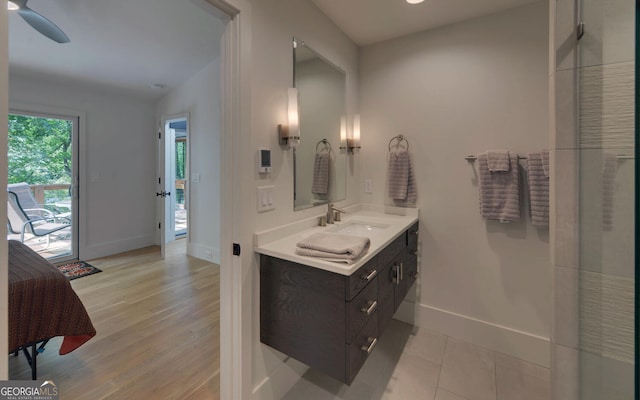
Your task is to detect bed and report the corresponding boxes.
[8,240,96,379]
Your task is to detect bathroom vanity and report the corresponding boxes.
[256,207,419,384]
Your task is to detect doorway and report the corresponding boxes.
[161,116,189,244]
[6,111,79,263]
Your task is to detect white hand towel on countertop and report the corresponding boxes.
[312,153,330,195]
[295,232,370,263]
[478,152,520,222]
[527,152,549,228]
[487,150,511,172]
[387,150,416,204]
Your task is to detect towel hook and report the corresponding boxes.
[315,139,332,154]
[388,135,409,152]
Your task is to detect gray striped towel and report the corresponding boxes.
[388,150,416,204]
[312,153,330,194]
[602,152,618,231]
[478,152,520,222]
[487,150,511,172]
[541,150,550,177]
[527,152,549,227]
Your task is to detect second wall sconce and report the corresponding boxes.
[278,88,300,148]
[345,114,361,153]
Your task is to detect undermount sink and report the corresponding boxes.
[328,221,390,236]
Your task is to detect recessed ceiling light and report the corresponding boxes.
[7,1,19,10]
[406,0,424,4]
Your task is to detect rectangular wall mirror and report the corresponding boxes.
[293,37,347,211]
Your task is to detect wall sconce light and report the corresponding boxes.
[278,88,300,148]
[347,114,361,153]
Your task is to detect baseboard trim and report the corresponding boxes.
[252,357,308,400]
[395,301,550,368]
[82,234,155,260]
[187,242,220,264]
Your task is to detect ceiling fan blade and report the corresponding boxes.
[17,7,70,43]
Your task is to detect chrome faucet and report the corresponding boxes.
[327,203,347,224]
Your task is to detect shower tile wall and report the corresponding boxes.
[552,0,635,399]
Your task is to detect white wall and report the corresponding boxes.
[9,75,157,260]
[0,4,8,380]
[245,0,359,398]
[360,2,551,366]
[155,58,222,263]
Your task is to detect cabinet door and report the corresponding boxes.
[394,224,419,310]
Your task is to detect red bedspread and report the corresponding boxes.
[8,240,96,354]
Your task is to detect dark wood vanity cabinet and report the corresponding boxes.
[260,222,418,385]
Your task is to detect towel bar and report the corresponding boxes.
[465,154,634,162]
[464,154,527,162]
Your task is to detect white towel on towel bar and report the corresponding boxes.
[478,152,520,222]
[527,152,549,227]
[487,150,511,172]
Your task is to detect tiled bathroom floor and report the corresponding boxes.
[282,319,550,400]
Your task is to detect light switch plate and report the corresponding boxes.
[364,179,373,193]
[257,185,275,212]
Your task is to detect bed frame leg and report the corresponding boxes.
[19,339,49,380]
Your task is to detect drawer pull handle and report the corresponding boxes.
[361,269,377,281]
[412,250,418,256]
[411,230,419,236]
[412,271,418,278]
[392,264,400,285]
[361,337,378,354]
[361,300,378,315]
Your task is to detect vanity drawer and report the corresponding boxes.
[346,256,378,301]
[346,276,378,343]
[346,312,378,385]
[377,234,405,269]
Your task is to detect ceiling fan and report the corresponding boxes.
[8,0,70,43]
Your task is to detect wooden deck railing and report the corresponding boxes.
[29,184,71,205]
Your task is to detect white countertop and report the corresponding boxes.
[254,204,419,276]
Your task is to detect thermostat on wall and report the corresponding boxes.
[258,149,271,173]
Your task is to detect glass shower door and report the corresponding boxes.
[575,0,636,398]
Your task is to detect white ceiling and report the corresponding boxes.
[9,0,227,100]
[311,0,542,46]
[8,0,542,100]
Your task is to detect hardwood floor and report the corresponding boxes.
[9,239,221,400]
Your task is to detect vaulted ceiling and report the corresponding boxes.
[311,0,542,46]
[8,0,226,100]
[8,0,541,100]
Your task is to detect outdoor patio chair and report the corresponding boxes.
[7,190,71,247]
[7,182,71,219]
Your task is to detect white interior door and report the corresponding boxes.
[158,115,189,258]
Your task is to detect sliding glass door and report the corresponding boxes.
[7,111,78,262]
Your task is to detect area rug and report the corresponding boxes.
[56,261,102,280]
